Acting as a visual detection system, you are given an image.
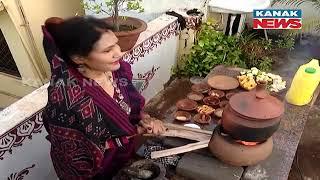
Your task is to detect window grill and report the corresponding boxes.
[0,29,20,77]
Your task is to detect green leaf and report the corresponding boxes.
[216,45,223,51]
[198,40,205,47]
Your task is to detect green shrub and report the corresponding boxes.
[173,23,295,78]
[179,22,246,77]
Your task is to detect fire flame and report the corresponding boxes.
[236,140,259,146]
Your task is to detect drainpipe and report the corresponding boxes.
[14,0,48,84]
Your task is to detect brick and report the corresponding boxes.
[177,153,244,180]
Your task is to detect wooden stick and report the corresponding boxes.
[143,129,211,142]
[164,123,212,135]
[163,129,211,141]
[151,140,210,159]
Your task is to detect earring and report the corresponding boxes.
[78,64,86,73]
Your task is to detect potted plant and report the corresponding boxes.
[83,0,147,51]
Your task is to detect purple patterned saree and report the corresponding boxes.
[42,26,145,180]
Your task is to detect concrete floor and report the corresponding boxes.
[289,104,320,180]
[276,39,320,180]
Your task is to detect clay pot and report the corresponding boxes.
[191,83,211,94]
[176,99,198,111]
[219,100,229,109]
[187,91,204,101]
[214,108,223,118]
[222,105,280,142]
[221,82,284,142]
[174,111,192,122]
[209,125,273,166]
[104,17,147,51]
[203,96,220,108]
[209,90,225,99]
[225,92,236,100]
[193,113,212,124]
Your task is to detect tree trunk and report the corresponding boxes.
[113,0,120,31]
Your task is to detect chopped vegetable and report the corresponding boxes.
[238,67,286,92]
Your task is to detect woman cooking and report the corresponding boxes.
[42,16,165,179]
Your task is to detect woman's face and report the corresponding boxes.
[84,31,123,72]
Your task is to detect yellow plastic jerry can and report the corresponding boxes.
[285,59,320,106]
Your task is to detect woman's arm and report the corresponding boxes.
[118,61,166,135]
[118,61,146,125]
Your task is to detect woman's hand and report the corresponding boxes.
[137,114,166,135]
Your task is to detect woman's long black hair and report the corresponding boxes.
[44,16,113,62]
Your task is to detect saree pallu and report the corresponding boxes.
[42,25,145,180]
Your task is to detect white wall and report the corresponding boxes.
[131,35,179,102]
[121,14,180,102]
[0,123,56,180]
[84,0,207,22]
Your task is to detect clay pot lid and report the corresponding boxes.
[228,83,284,120]
[207,75,239,90]
[176,99,198,111]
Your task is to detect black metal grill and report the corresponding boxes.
[0,29,21,77]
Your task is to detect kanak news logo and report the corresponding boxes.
[253,9,302,29]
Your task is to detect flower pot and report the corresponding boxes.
[104,16,147,51]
